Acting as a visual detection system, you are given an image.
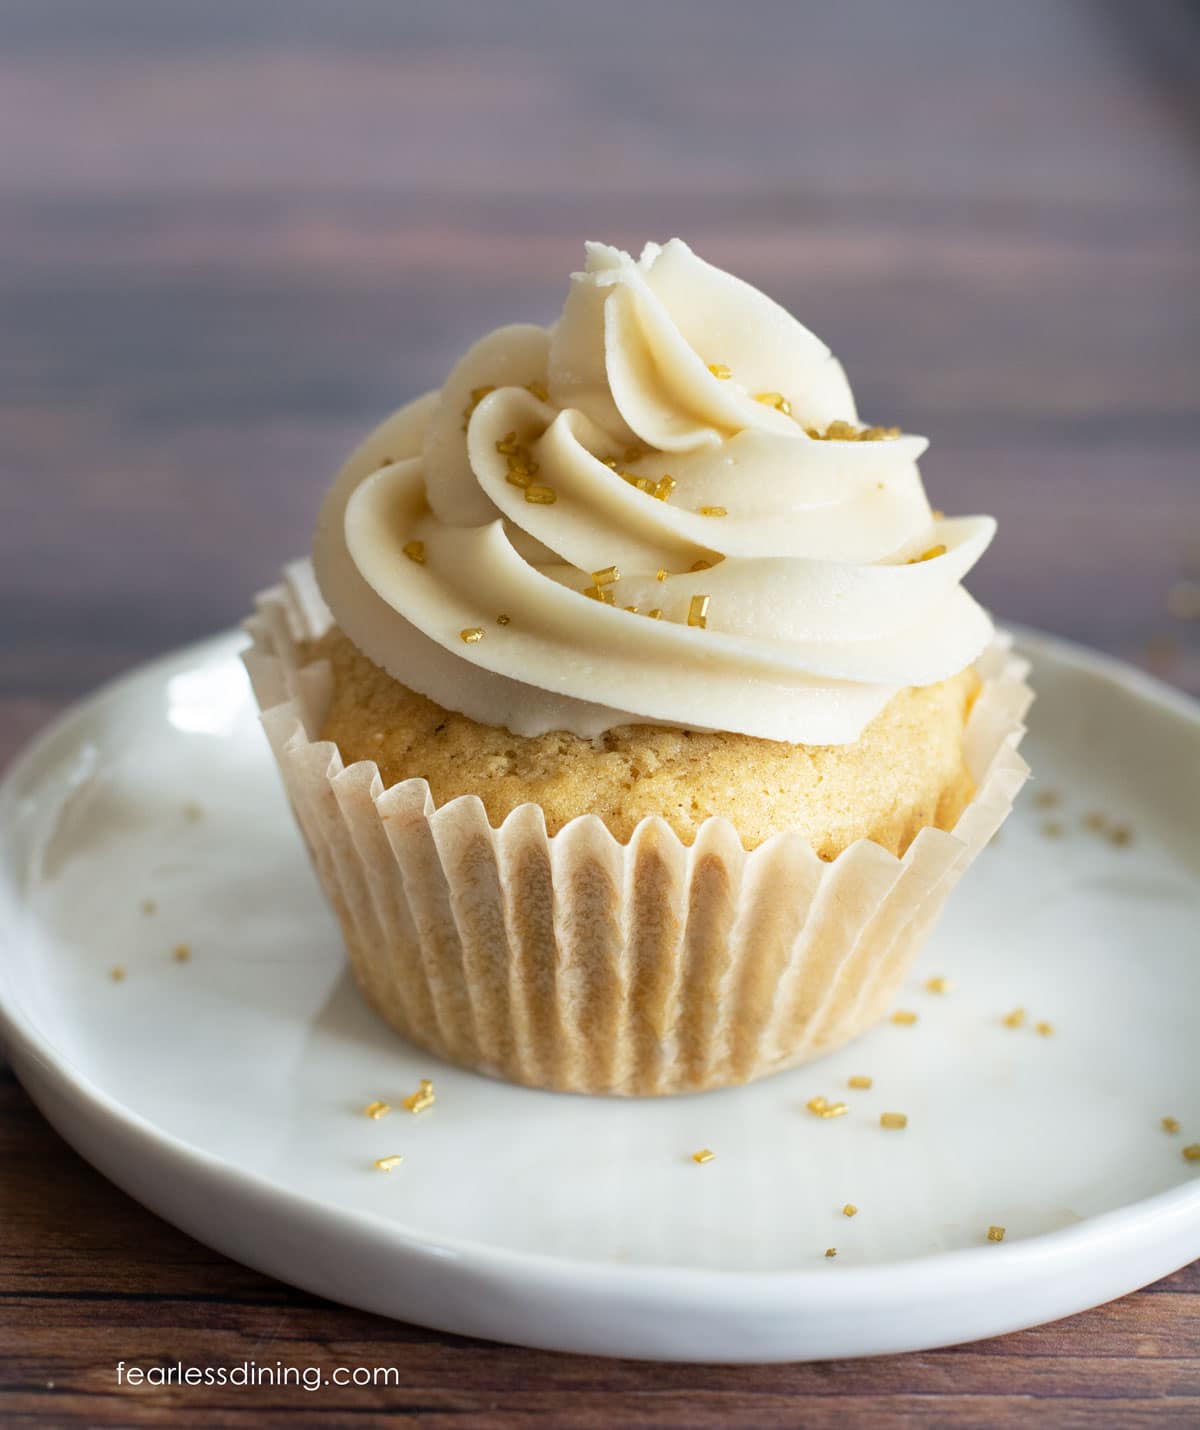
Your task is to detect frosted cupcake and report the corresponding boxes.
[245,239,1031,1095]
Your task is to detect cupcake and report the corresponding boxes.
[244,239,1031,1096]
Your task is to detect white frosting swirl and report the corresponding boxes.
[313,240,995,744]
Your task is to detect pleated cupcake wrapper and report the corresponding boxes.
[243,560,1033,1096]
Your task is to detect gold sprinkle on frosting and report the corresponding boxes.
[691,1148,716,1165]
[805,420,900,442]
[848,1075,873,1090]
[402,540,426,564]
[524,484,557,504]
[654,475,676,501]
[461,385,496,430]
[583,585,615,604]
[687,594,710,629]
[925,975,951,995]
[987,1225,1006,1242]
[364,1100,391,1120]
[699,505,727,518]
[689,559,714,572]
[880,1112,908,1130]
[460,628,484,644]
[525,380,549,402]
[656,568,669,582]
[374,1154,403,1172]
[754,391,792,416]
[1162,1116,1181,1134]
[842,1204,859,1218]
[591,566,620,586]
[891,1010,918,1026]
[908,544,947,564]
[647,608,663,620]
[496,613,511,626]
[707,362,732,379]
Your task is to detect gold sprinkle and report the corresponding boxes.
[402,1078,436,1114]
[110,966,126,983]
[647,608,663,620]
[656,568,669,582]
[817,1102,849,1119]
[630,474,658,495]
[623,605,639,614]
[687,594,710,629]
[1108,823,1132,847]
[891,1010,918,1026]
[622,447,643,464]
[462,385,496,429]
[496,613,511,626]
[987,1225,1006,1243]
[1183,1145,1200,1163]
[602,457,618,469]
[1003,1007,1026,1029]
[1034,1020,1054,1037]
[707,363,732,379]
[583,585,615,605]
[842,1204,859,1218]
[364,1100,391,1120]
[402,540,426,564]
[1033,789,1061,809]
[495,431,520,456]
[691,1148,716,1165]
[1162,1117,1181,1134]
[172,943,190,964]
[591,566,621,586]
[925,975,951,995]
[460,628,485,644]
[525,380,549,402]
[806,419,900,442]
[654,475,676,501]
[824,1247,837,1258]
[1041,819,1064,839]
[505,469,532,490]
[848,1075,873,1090]
[806,1096,829,1115]
[689,559,714,572]
[754,391,792,416]
[374,1154,403,1172]
[699,505,727,518]
[880,1112,908,1130]
[524,484,557,504]
[139,898,157,915]
[907,544,947,564]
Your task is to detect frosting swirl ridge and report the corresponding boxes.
[313,239,995,743]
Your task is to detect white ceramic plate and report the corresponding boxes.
[1,628,1197,1362]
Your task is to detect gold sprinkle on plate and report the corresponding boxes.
[496,613,511,626]
[842,1204,858,1218]
[824,1247,837,1258]
[1041,819,1064,838]
[987,1225,1006,1242]
[1162,1116,1180,1134]
[890,1010,918,1026]
[364,1101,391,1120]
[1003,1007,1026,1029]
[880,1112,907,1130]
[374,1154,403,1172]
[848,1075,873,1090]
[110,966,126,983]
[707,362,732,379]
[754,391,792,416]
[1034,1020,1054,1037]
[691,1148,716,1165]
[924,975,951,994]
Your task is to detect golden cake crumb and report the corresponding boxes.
[374,1154,403,1172]
[364,1100,391,1120]
[880,1112,907,1130]
[691,1149,716,1165]
[806,1096,829,1115]
[987,1225,1006,1242]
[309,627,980,854]
[848,1076,873,1090]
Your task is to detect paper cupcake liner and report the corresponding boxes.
[243,560,1032,1096]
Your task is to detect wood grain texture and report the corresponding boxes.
[2,0,1199,1422]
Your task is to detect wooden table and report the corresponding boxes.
[2,1,1198,1423]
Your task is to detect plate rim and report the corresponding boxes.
[1,623,1198,1313]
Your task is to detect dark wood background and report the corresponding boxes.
[2,1,1198,1423]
